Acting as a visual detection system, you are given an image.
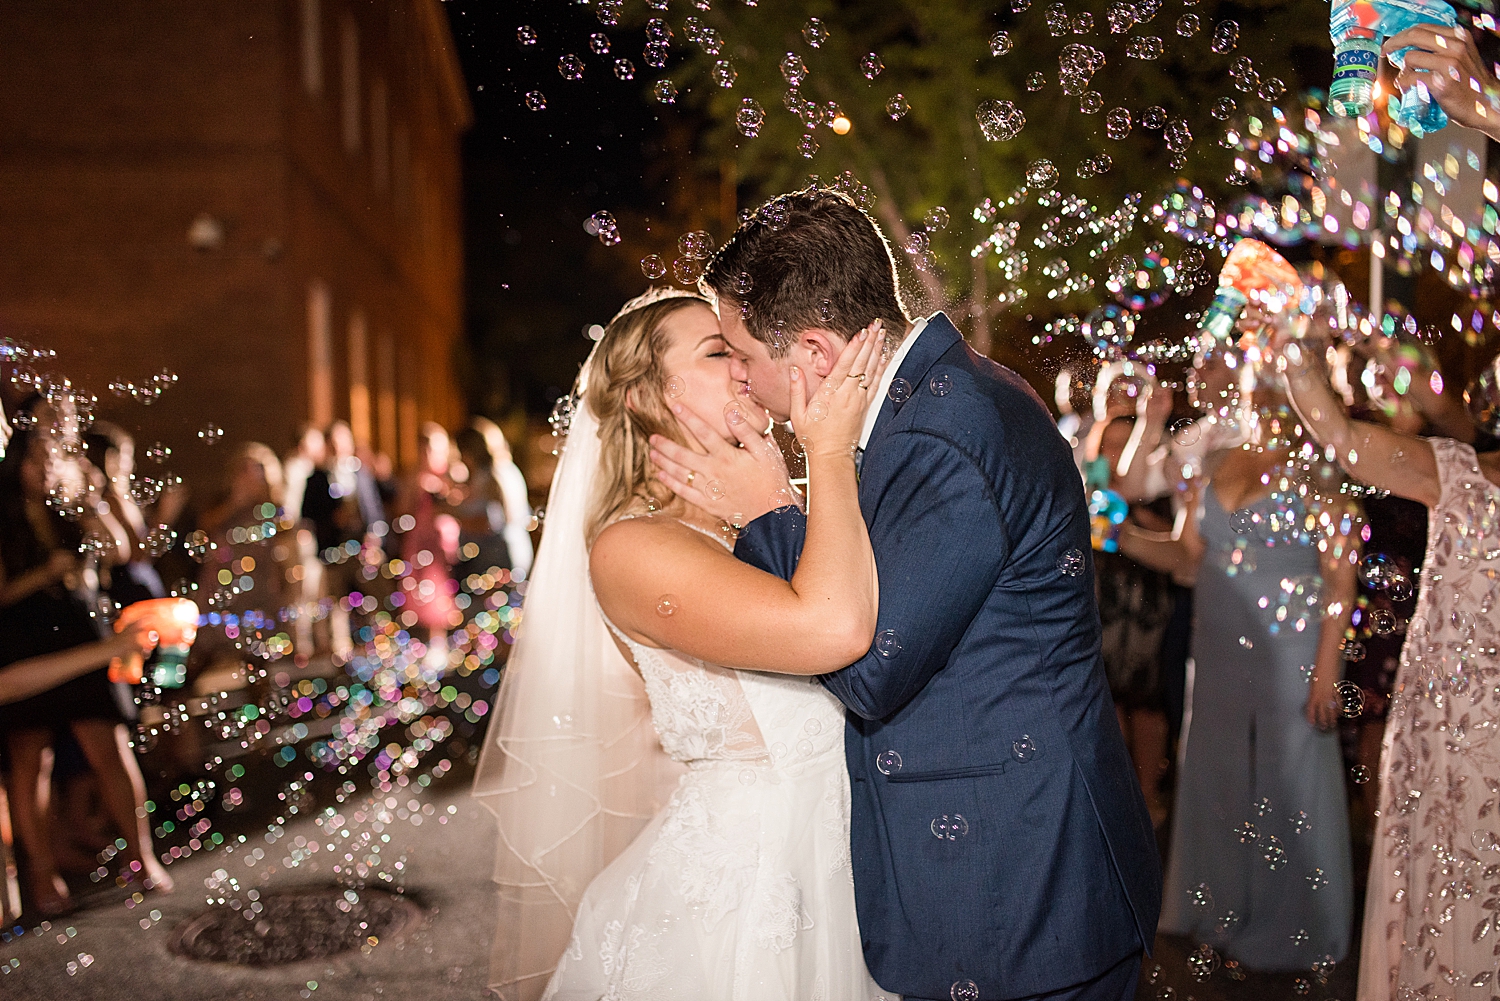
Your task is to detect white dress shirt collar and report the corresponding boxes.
[859,315,931,449]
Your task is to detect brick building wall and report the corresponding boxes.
[0,0,470,494]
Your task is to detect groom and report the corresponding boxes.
[668,189,1160,1000]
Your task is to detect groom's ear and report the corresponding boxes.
[799,329,842,379]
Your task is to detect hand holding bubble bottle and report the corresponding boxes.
[1330,0,1457,134]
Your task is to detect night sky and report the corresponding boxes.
[445,1,708,420]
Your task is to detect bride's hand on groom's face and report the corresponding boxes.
[790,320,889,459]
[649,397,794,527]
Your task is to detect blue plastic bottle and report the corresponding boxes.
[1330,0,1457,134]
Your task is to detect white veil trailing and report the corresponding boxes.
[472,342,684,1001]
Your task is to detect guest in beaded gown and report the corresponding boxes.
[1283,334,1500,999]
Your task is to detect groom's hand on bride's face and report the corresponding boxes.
[649,401,795,526]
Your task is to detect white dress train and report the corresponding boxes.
[543,562,891,999]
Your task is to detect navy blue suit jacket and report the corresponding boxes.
[735,314,1161,999]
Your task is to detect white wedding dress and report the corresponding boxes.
[542,525,890,1001]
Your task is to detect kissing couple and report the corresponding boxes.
[474,189,1161,1001]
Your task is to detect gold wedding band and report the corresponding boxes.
[685,471,697,487]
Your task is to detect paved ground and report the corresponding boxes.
[0,776,499,1001]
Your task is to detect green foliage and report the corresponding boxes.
[660,0,1332,352]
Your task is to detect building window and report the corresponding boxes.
[300,0,322,95]
[348,311,371,447]
[370,78,389,191]
[308,281,334,428]
[341,15,361,152]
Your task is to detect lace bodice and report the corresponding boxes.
[600,516,847,770]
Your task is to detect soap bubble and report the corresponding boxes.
[802,17,829,47]
[875,629,903,658]
[1210,97,1236,120]
[886,94,910,119]
[736,98,765,137]
[664,376,686,399]
[516,25,538,45]
[1371,608,1397,635]
[1261,835,1287,870]
[1026,159,1060,188]
[1082,303,1137,355]
[1210,19,1240,53]
[1141,105,1167,129]
[888,378,912,403]
[1170,419,1200,446]
[797,133,820,158]
[589,33,611,56]
[1079,91,1103,114]
[586,211,621,246]
[976,99,1025,141]
[672,257,704,285]
[679,230,714,259]
[1057,547,1087,576]
[1106,2,1137,33]
[1187,943,1220,982]
[1259,77,1286,100]
[930,373,953,397]
[1358,552,1396,589]
[1046,2,1071,36]
[1176,14,1200,35]
[1305,867,1329,889]
[613,59,636,81]
[1058,43,1105,94]
[1163,118,1193,152]
[1026,72,1047,91]
[1335,680,1365,717]
[653,79,678,104]
[145,524,176,557]
[1125,35,1164,59]
[523,91,547,112]
[924,206,950,230]
[1073,12,1095,32]
[780,53,807,86]
[1011,734,1038,761]
[876,750,902,774]
[989,31,1014,55]
[656,596,678,617]
[712,59,738,88]
[641,254,667,279]
[861,52,885,78]
[1235,821,1259,843]
[645,17,672,42]
[644,41,670,68]
[558,55,586,81]
[1105,107,1132,140]
[1289,810,1311,835]
[932,814,969,840]
[1350,764,1371,783]
[951,979,980,1001]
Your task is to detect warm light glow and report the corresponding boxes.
[831,116,852,135]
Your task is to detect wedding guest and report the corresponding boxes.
[451,420,533,580]
[1281,328,1500,995]
[475,417,534,578]
[0,403,171,915]
[1121,345,1357,969]
[395,423,460,646]
[84,422,166,607]
[195,443,310,681]
[1090,413,1175,828]
[281,424,327,529]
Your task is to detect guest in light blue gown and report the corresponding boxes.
[1122,401,1358,970]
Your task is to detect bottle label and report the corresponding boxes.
[1332,43,1379,83]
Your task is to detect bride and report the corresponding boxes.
[475,288,892,1001]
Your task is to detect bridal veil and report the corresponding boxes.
[472,341,684,1000]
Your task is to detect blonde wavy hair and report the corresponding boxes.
[583,290,711,546]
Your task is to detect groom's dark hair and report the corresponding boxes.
[702,188,909,358]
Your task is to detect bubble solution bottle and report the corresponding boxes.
[1198,239,1303,344]
[1329,0,1457,133]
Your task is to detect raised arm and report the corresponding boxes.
[0,623,147,706]
[594,327,887,675]
[1307,514,1359,731]
[1279,336,1441,507]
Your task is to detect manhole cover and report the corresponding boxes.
[169,887,423,966]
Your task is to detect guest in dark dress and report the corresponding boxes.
[0,403,171,915]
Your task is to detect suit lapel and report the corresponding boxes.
[864,313,963,453]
